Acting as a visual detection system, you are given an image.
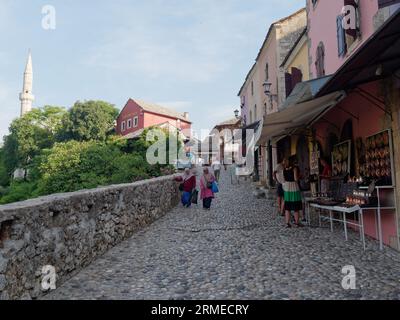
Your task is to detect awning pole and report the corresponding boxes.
[353,88,392,119]
[319,118,340,131]
[336,105,360,121]
[355,87,385,105]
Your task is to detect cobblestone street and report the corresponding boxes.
[44,170,400,300]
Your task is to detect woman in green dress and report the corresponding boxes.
[283,155,303,228]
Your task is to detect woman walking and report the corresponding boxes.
[283,155,303,228]
[200,167,216,210]
[175,168,196,208]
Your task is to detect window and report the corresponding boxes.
[121,121,126,132]
[133,116,139,127]
[249,110,253,124]
[337,15,347,57]
[251,81,254,96]
[127,119,132,129]
[265,63,269,81]
[254,105,257,121]
[291,67,303,89]
[285,72,293,97]
[315,42,325,77]
[285,67,303,97]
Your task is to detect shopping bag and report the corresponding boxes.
[191,190,199,204]
[211,181,219,193]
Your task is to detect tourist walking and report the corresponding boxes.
[200,167,216,210]
[175,168,196,208]
[211,158,222,182]
[283,156,303,228]
[274,158,287,216]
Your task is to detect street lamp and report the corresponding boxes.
[263,81,276,110]
[234,109,240,119]
[263,81,272,96]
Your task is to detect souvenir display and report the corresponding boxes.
[365,130,394,186]
[310,150,320,175]
[332,140,351,177]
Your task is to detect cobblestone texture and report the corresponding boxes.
[44,170,400,300]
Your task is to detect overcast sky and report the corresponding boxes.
[0,0,305,141]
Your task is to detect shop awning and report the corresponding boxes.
[235,118,264,148]
[259,91,346,143]
[317,8,400,96]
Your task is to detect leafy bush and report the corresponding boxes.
[0,181,37,205]
[0,149,10,187]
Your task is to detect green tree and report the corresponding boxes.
[0,148,10,186]
[2,106,66,175]
[0,126,175,204]
[59,100,119,142]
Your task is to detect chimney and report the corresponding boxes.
[183,112,189,120]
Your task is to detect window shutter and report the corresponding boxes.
[291,67,303,90]
[337,15,347,57]
[315,43,325,77]
[285,72,293,97]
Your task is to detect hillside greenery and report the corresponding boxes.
[0,101,177,205]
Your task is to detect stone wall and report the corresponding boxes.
[0,174,180,300]
[385,77,400,249]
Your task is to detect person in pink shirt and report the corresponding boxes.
[200,167,216,210]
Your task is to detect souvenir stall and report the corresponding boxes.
[304,82,399,251]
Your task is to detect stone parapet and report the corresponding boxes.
[0,174,180,299]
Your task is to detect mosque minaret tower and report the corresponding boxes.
[19,51,34,117]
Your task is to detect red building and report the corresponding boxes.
[116,99,192,138]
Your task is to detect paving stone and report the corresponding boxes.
[43,169,400,300]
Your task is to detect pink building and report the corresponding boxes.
[307,0,400,78]
[116,99,192,138]
[306,1,400,248]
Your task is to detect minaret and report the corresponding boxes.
[19,50,34,117]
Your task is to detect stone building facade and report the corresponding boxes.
[238,8,307,185]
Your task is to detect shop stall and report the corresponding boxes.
[305,105,399,250]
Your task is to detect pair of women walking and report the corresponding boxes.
[175,167,217,210]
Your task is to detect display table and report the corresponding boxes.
[309,203,366,250]
[358,185,399,250]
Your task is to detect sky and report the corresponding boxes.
[0,0,305,141]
